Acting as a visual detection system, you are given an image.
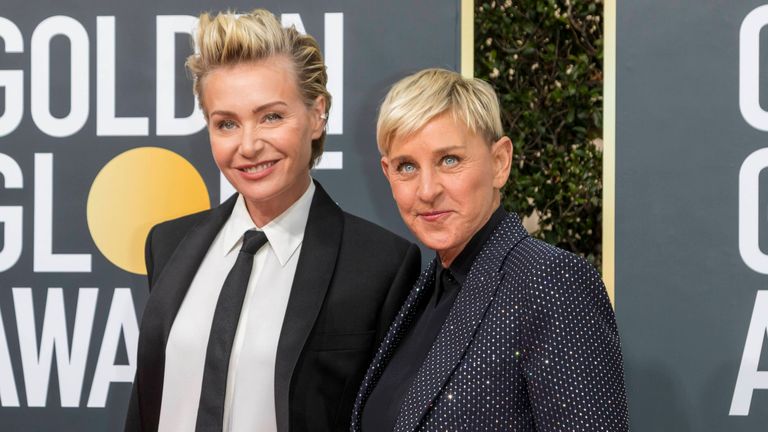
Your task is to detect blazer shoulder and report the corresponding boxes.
[145,208,216,283]
[507,236,595,272]
[151,208,213,241]
[502,236,609,315]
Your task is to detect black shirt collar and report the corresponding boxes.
[436,205,507,285]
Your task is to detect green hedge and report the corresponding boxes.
[475,0,604,268]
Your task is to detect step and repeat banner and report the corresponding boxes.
[616,1,768,430]
[0,1,462,429]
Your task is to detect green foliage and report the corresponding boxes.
[475,0,604,267]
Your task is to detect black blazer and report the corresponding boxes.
[124,180,421,432]
[352,213,628,431]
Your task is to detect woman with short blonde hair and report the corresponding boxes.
[352,68,628,431]
[126,9,420,432]
[187,9,332,167]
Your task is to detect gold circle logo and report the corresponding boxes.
[87,147,210,275]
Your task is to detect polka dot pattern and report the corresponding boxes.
[351,214,628,431]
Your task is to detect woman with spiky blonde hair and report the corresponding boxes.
[351,68,628,431]
[125,9,420,432]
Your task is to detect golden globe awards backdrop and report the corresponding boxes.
[0,1,464,429]
[615,0,768,430]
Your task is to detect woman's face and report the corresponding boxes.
[381,113,512,266]
[202,56,325,226]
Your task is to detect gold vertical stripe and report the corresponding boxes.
[461,0,474,78]
[603,0,616,305]
[463,1,613,301]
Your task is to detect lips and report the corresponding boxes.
[418,210,451,222]
[235,159,279,180]
[239,160,277,172]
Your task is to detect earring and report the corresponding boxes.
[320,113,328,120]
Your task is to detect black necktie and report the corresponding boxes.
[195,229,268,432]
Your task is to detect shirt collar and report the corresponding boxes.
[221,180,315,266]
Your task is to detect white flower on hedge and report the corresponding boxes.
[490,68,500,79]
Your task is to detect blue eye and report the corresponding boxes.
[264,112,283,122]
[443,155,460,166]
[217,119,237,130]
[397,162,416,174]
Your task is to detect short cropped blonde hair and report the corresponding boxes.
[187,9,331,168]
[377,68,503,155]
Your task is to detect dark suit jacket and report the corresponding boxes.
[124,180,421,432]
[352,213,628,431]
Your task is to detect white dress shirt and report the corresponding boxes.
[158,181,315,432]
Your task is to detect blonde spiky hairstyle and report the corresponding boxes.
[186,9,331,168]
[377,68,503,155]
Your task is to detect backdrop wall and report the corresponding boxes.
[615,1,768,430]
[0,1,463,429]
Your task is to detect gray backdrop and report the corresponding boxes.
[617,1,768,430]
[0,1,461,430]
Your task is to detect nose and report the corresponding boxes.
[416,167,442,203]
[238,125,265,158]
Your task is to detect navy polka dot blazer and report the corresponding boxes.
[351,213,629,431]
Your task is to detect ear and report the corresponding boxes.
[491,136,513,189]
[380,156,392,182]
[310,95,327,139]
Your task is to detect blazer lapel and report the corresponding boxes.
[273,180,343,432]
[350,261,436,431]
[395,214,529,432]
[137,194,237,432]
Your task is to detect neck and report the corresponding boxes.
[243,174,311,227]
[437,251,459,269]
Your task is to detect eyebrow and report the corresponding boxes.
[389,145,465,164]
[388,155,412,166]
[252,101,288,113]
[432,145,464,154]
[208,101,289,118]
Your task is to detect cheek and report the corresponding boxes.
[209,138,229,161]
[282,127,313,159]
[389,182,414,211]
[209,136,240,172]
[463,167,494,195]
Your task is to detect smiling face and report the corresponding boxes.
[382,113,512,266]
[202,56,326,226]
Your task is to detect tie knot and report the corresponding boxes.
[240,230,267,255]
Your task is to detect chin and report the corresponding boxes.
[240,186,282,204]
[418,235,454,254]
